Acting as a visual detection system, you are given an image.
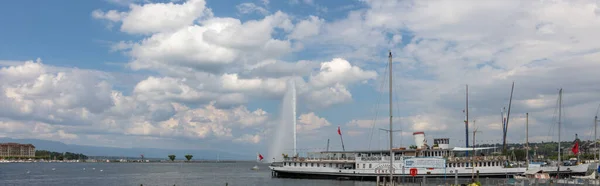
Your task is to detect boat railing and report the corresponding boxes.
[358,157,382,161]
[283,157,356,162]
[447,156,507,162]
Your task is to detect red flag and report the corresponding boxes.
[337,126,341,135]
[572,141,579,154]
[258,154,264,161]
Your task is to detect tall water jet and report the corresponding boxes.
[267,80,296,162]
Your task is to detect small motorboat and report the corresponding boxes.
[251,165,259,170]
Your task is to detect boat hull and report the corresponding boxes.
[269,163,591,181]
[269,166,522,180]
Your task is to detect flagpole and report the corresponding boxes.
[340,134,345,151]
[338,126,345,151]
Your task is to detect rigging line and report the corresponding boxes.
[367,60,389,150]
[547,90,560,143]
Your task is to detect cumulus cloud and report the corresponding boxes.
[0,61,271,147]
[296,112,331,133]
[309,58,377,88]
[93,0,211,34]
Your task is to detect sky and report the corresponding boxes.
[1,0,600,159]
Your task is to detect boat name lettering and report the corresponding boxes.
[403,158,445,168]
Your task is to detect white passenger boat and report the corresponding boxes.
[268,51,590,180]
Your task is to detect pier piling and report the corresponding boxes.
[376,176,380,186]
[454,170,458,185]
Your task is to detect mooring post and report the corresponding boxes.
[376,176,380,186]
[454,169,458,185]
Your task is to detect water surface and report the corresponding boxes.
[0,162,373,186]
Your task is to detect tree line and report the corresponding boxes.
[35,150,88,160]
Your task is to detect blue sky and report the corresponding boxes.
[1,0,600,159]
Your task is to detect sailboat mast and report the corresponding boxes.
[503,82,515,152]
[558,88,562,163]
[465,85,469,156]
[526,112,529,169]
[388,50,394,182]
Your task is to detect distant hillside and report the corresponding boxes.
[0,137,246,160]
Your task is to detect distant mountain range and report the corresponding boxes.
[0,137,247,160]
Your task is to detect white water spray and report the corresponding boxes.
[267,80,297,162]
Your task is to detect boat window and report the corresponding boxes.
[363,164,365,169]
[294,162,297,166]
[329,163,332,167]
[311,163,314,167]
[299,163,302,167]
[369,164,372,168]
[305,163,308,167]
[317,163,320,167]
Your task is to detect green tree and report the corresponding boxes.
[185,154,193,161]
[409,145,418,149]
[168,154,176,161]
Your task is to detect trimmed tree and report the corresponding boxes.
[168,155,176,161]
[185,154,193,161]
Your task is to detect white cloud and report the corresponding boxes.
[0,61,272,147]
[236,3,269,15]
[234,134,262,144]
[309,58,377,88]
[296,112,331,133]
[127,11,293,75]
[91,9,127,22]
[93,0,211,34]
[288,16,324,40]
[305,83,352,108]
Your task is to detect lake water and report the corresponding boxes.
[0,162,374,186]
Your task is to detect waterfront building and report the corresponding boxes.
[0,143,36,158]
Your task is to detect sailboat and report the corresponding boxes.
[515,89,590,178]
[252,153,263,170]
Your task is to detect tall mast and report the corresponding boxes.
[292,80,297,156]
[594,116,598,159]
[503,82,515,152]
[388,50,394,182]
[558,88,562,163]
[526,113,529,169]
[465,85,469,156]
[595,104,599,161]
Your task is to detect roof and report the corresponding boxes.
[0,143,35,148]
[413,132,425,135]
